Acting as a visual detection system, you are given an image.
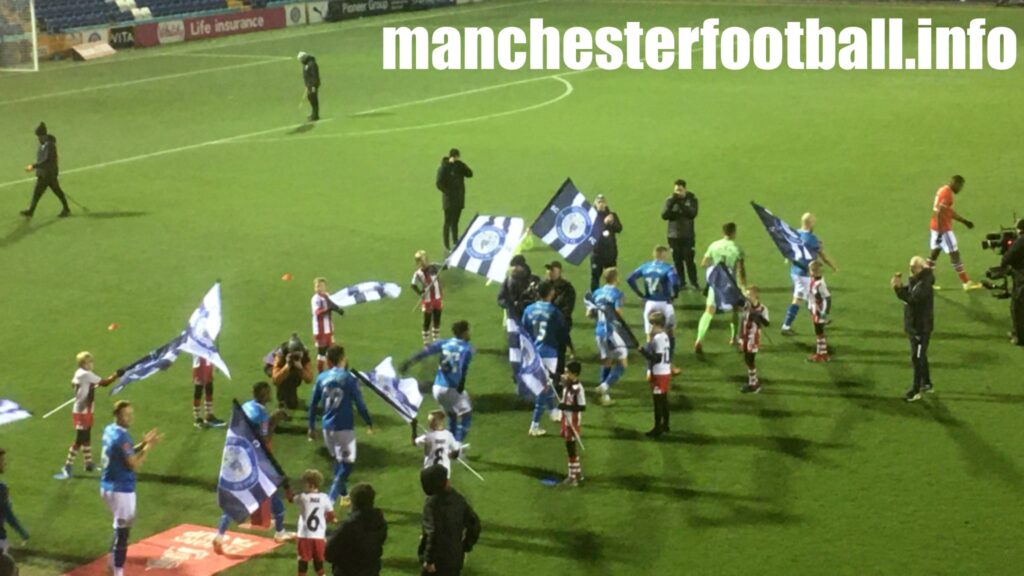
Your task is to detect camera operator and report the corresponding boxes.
[272,333,314,409]
[1001,219,1024,345]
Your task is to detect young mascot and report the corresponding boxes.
[55,352,121,480]
[291,469,335,576]
[558,361,586,487]
[412,410,462,477]
[191,357,225,429]
[806,261,833,362]
[738,286,770,394]
[640,312,672,437]
[411,251,445,345]
[311,278,344,372]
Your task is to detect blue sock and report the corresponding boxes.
[447,412,458,435]
[111,527,130,568]
[599,366,610,384]
[532,388,555,425]
[216,513,231,536]
[456,413,472,442]
[329,461,353,501]
[271,493,285,532]
[784,304,799,327]
[606,364,625,387]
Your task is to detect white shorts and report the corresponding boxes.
[541,356,558,378]
[930,230,958,254]
[101,489,137,528]
[791,274,811,300]
[643,300,676,333]
[433,385,472,416]
[596,332,627,361]
[323,429,356,464]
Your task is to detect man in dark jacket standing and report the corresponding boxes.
[325,483,387,576]
[892,256,935,402]
[662,179,700,290]
[590,194,623,292]
[298,52,320,121]
[418,465,480,576]
[21,122,70,218]
[436,149,473,252]
[546,261,577,374]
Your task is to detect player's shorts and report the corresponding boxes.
[648,373,671,396]
[314,333,334,350]
[739,330,761,354]
[192,363,214,385]
[643,300,676,333]
[930,230,958,254]
[791,274,811,300]
[296,538,326,562]
[323,429,356,464]
[541,356,558,377]
[595,332,627,361]
[433,385,472,416]
[705,268,734,312]
[420,299,443,313]
[101,489,137,528]
[560,414,581,441]
[73,412,94,430]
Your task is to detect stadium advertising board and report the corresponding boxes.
[135,8,285,47]
[110,26,135,49]
[328,0,454,21]
[286,3,308,26]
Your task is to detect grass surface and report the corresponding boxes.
[1,1,1023,574]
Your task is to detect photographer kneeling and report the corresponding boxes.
[1001,219,1024,345]
[271,333,314,409]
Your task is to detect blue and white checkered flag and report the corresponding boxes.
[218,401,286,523]
[354,357,422,423]
[111,333,186,395]
[530,179,604,265]
[178,282,231,379]
[751,202,819,263]
[0,399,31,427]
[506,318,548,400]
[329,281,402,308]
[449,215,525,283]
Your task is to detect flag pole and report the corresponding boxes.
[42,397,75,419]
[570,423,585,451]
[413,213,479,311]
[456,456,486,482]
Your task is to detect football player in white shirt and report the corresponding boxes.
[55,352,121,480]
[291,469,335,576]
[640,313,672,438]
[311,277,344,372]
[411,410,462,478]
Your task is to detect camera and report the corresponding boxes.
[981,230,1017,254]
[980,222,1021,299]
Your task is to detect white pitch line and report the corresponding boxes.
[0,58,286,107]
[165,52,293,61]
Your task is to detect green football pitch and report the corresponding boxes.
[2,1,1023,574]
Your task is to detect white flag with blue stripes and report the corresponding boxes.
[506,318,548,400]
[218,401,286,523]
[329,281,402,308]
[354,357,422,423]
[178,282,231,379]
[530,179,604,265]
[449,215,525,283]
[751,202,819,264]
[0,399,31,427]
[111,333,186,395]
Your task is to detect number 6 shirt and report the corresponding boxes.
[293,491,334,540]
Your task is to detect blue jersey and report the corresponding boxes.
[242,399,270,437]
[521,301,566,359]
[592,285,624,339]
[100,424,136,493]
[627,260,680,302]
[791,231,820,277]
[414,338,474,389]
[309,367,372,432]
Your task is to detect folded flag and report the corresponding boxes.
[751,202,819,264]
[330,281,402,308]
[506,318,548,400]
[178,282,231,379]
[218,400,286,523]
[353,357,422,423]
[0,399,31,427]
[707,262,746,310]
[530,178,604,265]
[448,215,525,283]
[583,293,640,350]
[111,333,187,395]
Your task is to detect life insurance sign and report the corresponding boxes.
[220,435,259,492]
[554,205,593,247]
[466,224,506,260]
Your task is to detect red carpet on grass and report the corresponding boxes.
[63,524,282,575]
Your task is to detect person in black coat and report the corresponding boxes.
[892,256,935,402]
[497,256,540,322]
[325,483,387,576]
[21,122,70,218]
[662,179,700,290]
[298,52,321,121]
[435,149,473,251]
[1001,219,1024,345]
[545,261,578,376]
[418,465,480,576]
[590,194,623,292]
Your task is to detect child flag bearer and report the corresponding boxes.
[559,361,586,487]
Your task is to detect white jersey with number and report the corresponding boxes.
[72,368,102,414]
[415,430,460,474]
[293,491,333,539]
[648,332,672,377]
